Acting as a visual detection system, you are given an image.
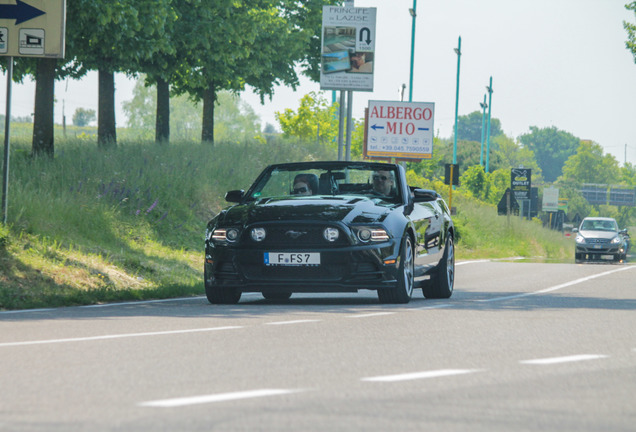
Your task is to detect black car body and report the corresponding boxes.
[573,217,628,262]
[204,161,455,304]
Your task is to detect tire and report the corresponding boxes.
[378,236,414,304]
[205,267,241,304]
[262,291,292,301]
[423,235,455,299]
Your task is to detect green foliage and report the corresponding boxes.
[456,111,502,142]
[518,126,580,182]
[460,165,487,199]
[121,78,262,142]
[72,108,96,127]
[625,1,636,63]
[561,140,620,185]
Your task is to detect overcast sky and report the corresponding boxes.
[3,0,636,165]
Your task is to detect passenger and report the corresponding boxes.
[292,174,318,196]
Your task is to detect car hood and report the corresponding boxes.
[219,196,394,226]
[579,230,619,240]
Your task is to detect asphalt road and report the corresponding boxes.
[1,260,635,432]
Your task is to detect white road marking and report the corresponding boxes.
[0,326,243,348]
[81,296,206,308]
[139,388,300,408]
[0,308,55,314]
[413,303,452,310]
[265,319,321,325]
[346,312,395,318]
[479,265,636,302]
[520,354,609,365]
[362,369,480,382]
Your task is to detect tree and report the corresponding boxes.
[493,135,543,182]
[456,111,502,142]
[121,77,261,142]
[66,0,175,148]
[72,108,96,127]
[518,126,580,182]
[561,140,620,185]
[625,1,636,63]
[276,92,339,144]
[170,0,335,144]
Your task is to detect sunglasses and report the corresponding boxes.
[372,174,390,182]
[293,186,309,194]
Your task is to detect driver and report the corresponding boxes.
[371,170,395,196]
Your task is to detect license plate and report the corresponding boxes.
[601,254,614,260]
[593,244,602,249]
[265,252,320,266]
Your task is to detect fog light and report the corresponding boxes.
[251,227,266,242]
[323,227,339,242]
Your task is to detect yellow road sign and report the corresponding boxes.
[0,0,65,58]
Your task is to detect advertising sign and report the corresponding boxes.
[365,100,435,160]
[511,168,531,201]
[0,0,65,58]
[320,6,376,92]
[542,187,559,212]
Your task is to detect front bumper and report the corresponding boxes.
[205,240,401,292]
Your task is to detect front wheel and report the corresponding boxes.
[423,236,454,299]
[378,236,414,304]
[205,268,241,304]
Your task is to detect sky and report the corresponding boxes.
[2,0,636,165]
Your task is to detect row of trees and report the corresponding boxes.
[6,0,338,155]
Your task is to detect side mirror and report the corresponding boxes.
[619,229,628,235]
[412,188,439,203]
[225,189,244,203]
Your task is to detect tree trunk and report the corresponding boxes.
[98,69,117,149]
[155,77,170,143]
[32,58,56,157]
[201,84,215,144]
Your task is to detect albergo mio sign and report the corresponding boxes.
[365,100,435,160]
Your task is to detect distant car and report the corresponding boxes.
[204,161,455,304]
[573,217,628,263]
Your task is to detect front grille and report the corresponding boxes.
[242,263,347,281]
[586,238,610,244]
[242,223,348,248]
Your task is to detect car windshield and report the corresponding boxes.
[248,165,402,204]
[580,219,618,232]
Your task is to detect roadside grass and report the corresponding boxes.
[1,130,574,310]
[451,195,573,260]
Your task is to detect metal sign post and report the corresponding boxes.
[2,56,11,224]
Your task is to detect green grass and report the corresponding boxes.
[1,128,575,310]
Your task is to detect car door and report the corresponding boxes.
[409,199,443,275]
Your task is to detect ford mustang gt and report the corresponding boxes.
[204,161,455,304]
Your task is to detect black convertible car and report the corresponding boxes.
[204,161,455,304]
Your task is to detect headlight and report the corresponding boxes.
[611,236,621,244]
[575,235,585,244]
[211,228,239,242]
[356,228,389,242]
[251,227,266,242]
[323,227,340,242]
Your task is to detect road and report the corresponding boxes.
[1,260,635,431]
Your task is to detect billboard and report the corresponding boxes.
[320,6,376,92]
[365,100,435,160]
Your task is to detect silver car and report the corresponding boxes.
[573,217,628,263]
